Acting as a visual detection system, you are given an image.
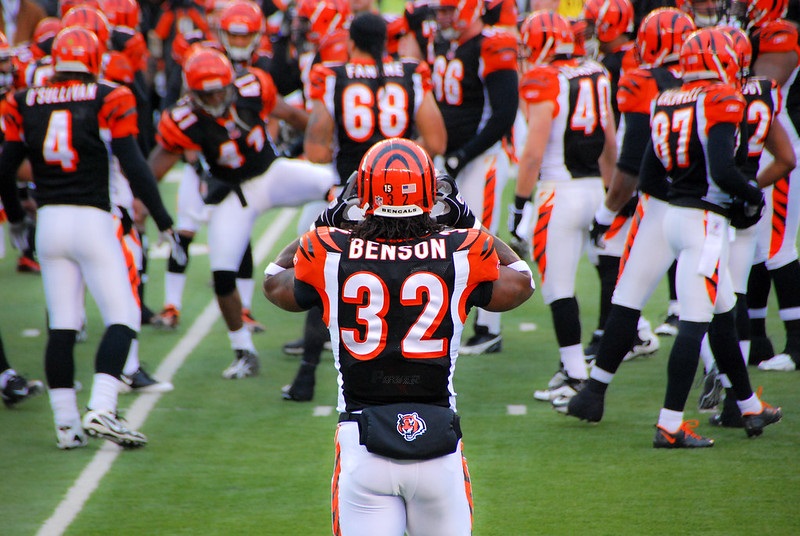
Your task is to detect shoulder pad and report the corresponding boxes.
[520,66,560,105]
[617,68,658,114]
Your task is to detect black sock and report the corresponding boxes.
[596,256,620,331]
[709,310,752,400]
[663,321,707,411]
[735,293,750,341]
[550,297,581,348]
[95,325,136,378]
[45,330,78,388]
[237,243,254,279]
[593,304,640,376]
[667,260,678,301]
[747,262,770,337]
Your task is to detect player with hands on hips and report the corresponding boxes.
[263,138,533,536]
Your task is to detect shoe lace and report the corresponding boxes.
[680,420,703,439]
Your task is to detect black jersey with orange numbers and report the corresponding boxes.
[293,226,499,411]
[739,77,780,180]
[309,58,433,183]
[156,67,278,185]
[430,28,518,154]
[650,81,745,210]
[2,80,139,211]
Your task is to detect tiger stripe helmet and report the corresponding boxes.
[582,0,634,43]
[31,18,63,59]
[58,0,101,18]
[183,47,236,117]
[62,6,111,52]
[680,27,739,84]
[519,10,575,66]
[52,26,103,75]
[430,0,483,41]
[636,7,696,67]
[720,25,752,75]
[219,0,265,62]
[748,0,789,27]
[294,0,350,46]
[101,0,141,29]
[357,139,437,218]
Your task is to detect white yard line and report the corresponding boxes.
[37,208,297,536]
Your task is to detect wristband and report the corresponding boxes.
[594,203,617,226]
[264,262,287,277]
[507,260,536,290]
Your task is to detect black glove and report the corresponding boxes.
[589,218,611,248]
[433,173,477,229]
[444,149,468,178]
[314,172,361,228]
[729,194,766,229]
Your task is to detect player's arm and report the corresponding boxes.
[269,95,309,133]
[757,117,796,188]
[263,236,304,312]
[753,51,798,86]
[484,236,535,312]
[114,136,174,231]
[598,75,617,187]
[638,139,669,196]
[148,144,184,182]
[414,90,447,157]
[706,123,763,203]
[0,141,28,223]
[516,100,553,199]
[303,100,334,164]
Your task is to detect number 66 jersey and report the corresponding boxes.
[292,226,500,412]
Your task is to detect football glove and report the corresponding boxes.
[314,171,362,228]
[729,194,766,230]
[159,230,188,267]
[589,218,611,249]
[443,149,468,178]
[432,173,478,229]
[9,219,29,252]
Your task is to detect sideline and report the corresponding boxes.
[37,209,297,536]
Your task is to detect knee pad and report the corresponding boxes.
[213,270,237,296]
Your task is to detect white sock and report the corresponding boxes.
[589,366,614,385]
[475,309,502,334]
[718,373,732,388]
[87,373,120,414]
[228,326,256,352]
[667,301,680,316]
[560,344,588,380]
[164,272,187,310]
[657,408,684,434]
[123,338,140,376]
[49,388,82,427]
[737,394,762,415]
[237,278,255,310]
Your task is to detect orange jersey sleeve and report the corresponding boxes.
[1,92,23,142]
[458,228,500,322]
[701,84,746,132]
[755,20,800,55]
[480,29,519,76]
[156,108,202,153]
[308,63,335,102]
[519,66,560,117]
[122,31,150,72]
[318,30,349,63]
[98,84,139,139]
[248,66,278,117]
[617,68,659,114]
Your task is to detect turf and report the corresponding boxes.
[1,176,798,536]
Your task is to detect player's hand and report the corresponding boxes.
[444,150,467,178]
[9,220,29,252]
[729,193,766,229]
[314,171,362,228]
[159,229,188,267]
[433,173,477,229]
[589,218,611,248]
[508,234,531,259]
[618,194,639,218]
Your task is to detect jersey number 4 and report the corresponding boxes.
[341,271,448,361]
[43,111,78,172]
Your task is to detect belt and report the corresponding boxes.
[338,412,362,423]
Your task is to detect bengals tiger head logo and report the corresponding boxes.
[397,412,427,442]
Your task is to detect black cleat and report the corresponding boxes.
[698,366,723,412]
[742,403,783,438]
[120,367,173,394]
[653,420,714,449]
[584,330,603,359]
[2,374,44,408]
[558,387,605,422]
[460,326,502,355]
[708,395,744,428]
[748,335,775,366]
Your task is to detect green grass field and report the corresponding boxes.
[2,174,799,535]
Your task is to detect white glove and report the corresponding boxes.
[159,230,188,267]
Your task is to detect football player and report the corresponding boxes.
[148,46,336,379]
[0,27,177,449]
[743,0,800,371]
[640,28,781,447]
[263,138,533,536]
